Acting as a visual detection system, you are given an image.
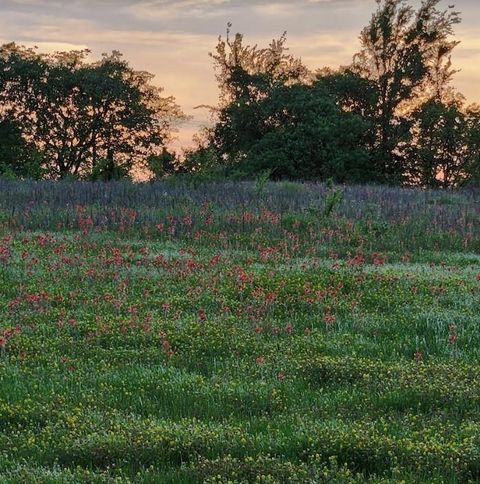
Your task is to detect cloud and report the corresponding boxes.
[125,0,234,22]
[14,41,90,52]
[252,3,298,16]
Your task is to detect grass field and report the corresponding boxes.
[1,181,480,482]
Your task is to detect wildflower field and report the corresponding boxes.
[1,180,480,483]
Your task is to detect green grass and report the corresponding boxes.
[1,184,480,482]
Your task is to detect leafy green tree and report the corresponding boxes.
[89,158,131,182]
[409,99,469,187]
[317,69,379,121]
[0,44,185,179]
[317,69,380,181]
[406,97,480,188]
[181,146,219,175]
[463,105,480,186]
[147,148,178,180]
[211,24,308,108]
[233,82,370,181]
[0,118,42,179]
[351,0,460,183]
[209,26,309,165]
[208,28,370,182]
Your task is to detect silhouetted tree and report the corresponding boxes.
[210,26,309,165]
[409,99,469,187]
[147,148,178,180]
[463,105,480,186]
[232,82,370,181]
[0,44,185,179]
[0,118,42,179]
[208,28,369,181]
[351,0,460,183]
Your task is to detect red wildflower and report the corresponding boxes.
[209,254,222,266]
[264,291,276,304]
[256,356,266,366]
[448,324,458,344]
[372,252,387,266]
[348,253,365,267]
[0,246,11,263]
[238,269,250,284]
[182,215,193,226]
[324,313,336,326]
[162,339,171,352]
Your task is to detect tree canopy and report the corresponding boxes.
[189,0,478,187]
[1,0,479,187]
[0,44,185,180]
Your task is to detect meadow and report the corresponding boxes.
[1,180,480,483]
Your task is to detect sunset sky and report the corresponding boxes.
[1,0,479,149]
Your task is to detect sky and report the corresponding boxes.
[1,0,479,150]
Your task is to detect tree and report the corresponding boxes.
[235,82,370,181]
[82,52,185,180]
[0,118,42,179]
[207,28,370,181]
[0,44,185,179]
[147,148,178,180]
[463,105,480,186]
[351,0,460,183]
[317,69,380,181]
[0,44,43,178]
[211,24,309,107]
[209,26,309,164]
[409,99,469,187]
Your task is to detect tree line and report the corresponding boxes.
[1,0,480,187]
